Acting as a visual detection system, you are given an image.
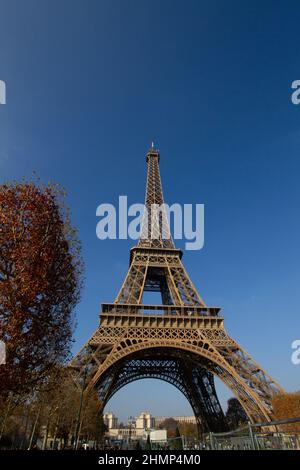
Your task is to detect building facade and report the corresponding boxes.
[103,412,118,430]
[136,411,155,430]
[155,416,197,426]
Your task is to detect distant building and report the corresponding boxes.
[106,427,147,441]
[155,416,197,426]
[104,411,196,442]
[136,411,155,430]
[104,411,156,442]
[103,412,118,430]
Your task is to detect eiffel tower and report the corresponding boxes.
[70,144,284,434]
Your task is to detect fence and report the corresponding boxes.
[204,417,300,450]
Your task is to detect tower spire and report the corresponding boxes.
[139,145,174,248]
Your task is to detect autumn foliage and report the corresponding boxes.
[0,181,83,397]
[272,392,300,431]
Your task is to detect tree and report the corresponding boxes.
[172,426,182,450]
[0,180,83,398]
[178,422,198,439]
[226,398,247,429]
[272,392,300,431]
[79,390,104,446]
[0,368,105,449]
[160,418,178,438]
[146,433,151,450]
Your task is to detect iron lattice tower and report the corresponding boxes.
[70,145,284,434]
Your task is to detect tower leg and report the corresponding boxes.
[92,349,227,438]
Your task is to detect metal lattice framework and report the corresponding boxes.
[70,144,284,435]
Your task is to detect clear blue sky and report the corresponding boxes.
[0,0,299,421]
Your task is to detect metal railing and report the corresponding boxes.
[102,303,220,317]
[204,417,300,450]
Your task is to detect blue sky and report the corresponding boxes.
[0,0,299,421]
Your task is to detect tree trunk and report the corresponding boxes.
[0,396,13,440]
[28,407,41,450]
